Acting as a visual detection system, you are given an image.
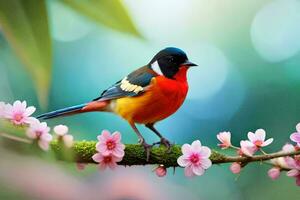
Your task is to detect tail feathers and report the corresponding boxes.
[37,103,87,120]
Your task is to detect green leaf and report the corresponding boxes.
[0,0,52,108]
[61,0,141,37]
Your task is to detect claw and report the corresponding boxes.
[143,142,153,162]
[139,139,153,161]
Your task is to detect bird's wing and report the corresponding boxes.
[93,66,157,101]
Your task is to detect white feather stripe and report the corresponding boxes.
[120,77,144,94]
[151,61,163,75]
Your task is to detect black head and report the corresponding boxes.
[149,47,197,79]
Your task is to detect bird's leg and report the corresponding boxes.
[145,123,172,151]
[130,123,153,161]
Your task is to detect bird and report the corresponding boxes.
[38,47,197,160]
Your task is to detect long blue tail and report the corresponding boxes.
[37,103,87,120]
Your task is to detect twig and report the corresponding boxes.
[50,141,300,168]
[0,132,32,144]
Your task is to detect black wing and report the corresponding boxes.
[93,66,156,101]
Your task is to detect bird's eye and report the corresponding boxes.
[168,57,174,62]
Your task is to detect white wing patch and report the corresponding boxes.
[120,77,144,94]
[151,61,163,76]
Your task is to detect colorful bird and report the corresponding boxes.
[38,47,197,160]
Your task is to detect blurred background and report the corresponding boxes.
[1,0,300,199]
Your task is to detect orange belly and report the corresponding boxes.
[114,77,188,124]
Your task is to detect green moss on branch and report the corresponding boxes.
[50,140,226,167]
[50,140,300,168]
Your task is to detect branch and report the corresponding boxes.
[50,141,300,167]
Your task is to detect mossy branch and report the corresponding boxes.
[50,141,300,168]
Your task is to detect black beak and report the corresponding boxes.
[182,60,198,67]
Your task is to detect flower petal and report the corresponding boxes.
[192,165,205,176]
[96,143,107,153]
[290,132,300,143]
[41,133,52,142]
[184,165,195,177]
[25,117,38,125]
[177,156,189,167]
[26,129,37,139]
[240,140,256,156]
[101,130,111,140]
[255,129,266,141]
[113,155,123,162]
[13,100,23,110]
[230,162,241,174]
[241,140,254,147]
[92,153,103,163]
[247,132,256,142]
[285,157,297,169]
[296,123,300,133]
[268,167,280,180]
[199,146,211,158]
[113,147,125,158]
[24,106,36,116]
[282,143,295,153]
[191,140,202,152]
[21,101,27,109]
[38,140,49,151]
[54,125,68,136]
[200,158,212,169]
[262,138,273,146]
[287,169,300,177]
[181,144,191,155]
[112,131,121,142]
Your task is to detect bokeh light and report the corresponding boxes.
[48,1,94,42]
[187,43,230,100]
[251,0,300,62]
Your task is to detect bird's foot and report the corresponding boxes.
[153,137,172,153]
[138,139,153,162]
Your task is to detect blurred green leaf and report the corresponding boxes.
[61,0,141,37]
[0,0,52,108]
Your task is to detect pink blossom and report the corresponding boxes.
[155,165,167,177]
[247,129,273,148]
[54,125,74,148]
[92,153,122,170]
[268,167,280,180]
[217,132,231,149]
[285,156,300,186]
[282,143,296,153]
[270,144,296,169]
[177,140,212,177]
[26,120,52,151]
[0,101,6,118]
[230,162,241,174]
[240,140,257,156]
[4,100,36,125]
[54,125,69,136]
[96,130,125,157]
[271,157,289,169]
[290,123,300,147]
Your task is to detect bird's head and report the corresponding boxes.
[149,47,197,79]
